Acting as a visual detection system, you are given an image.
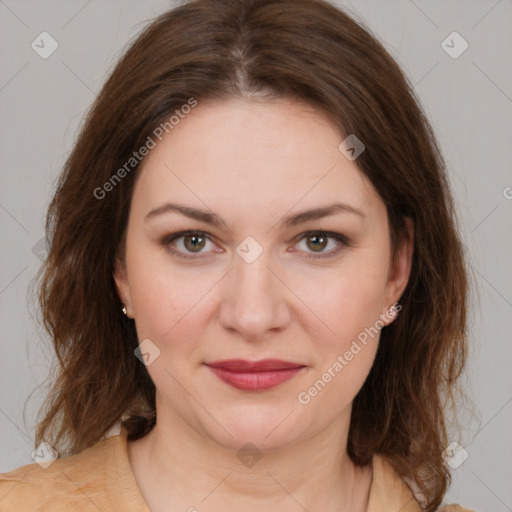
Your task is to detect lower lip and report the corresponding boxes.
[206,366,304,391]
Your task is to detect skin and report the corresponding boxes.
[114,97,414,512]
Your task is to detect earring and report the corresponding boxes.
[388,303,401,318]
[122,305,127,315]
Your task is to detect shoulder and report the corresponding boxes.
[0,432,122,511]
[439,506,478,512]
[371,454,477,512]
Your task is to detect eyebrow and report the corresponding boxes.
[144,201,366,228]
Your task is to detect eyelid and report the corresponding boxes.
[162,230,219,260]
[162,230,347,260]
[291,230,348,259]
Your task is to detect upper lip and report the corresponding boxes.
[205,359,305,372]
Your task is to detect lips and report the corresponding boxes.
[205,359,306,391]
[206,359,304,372]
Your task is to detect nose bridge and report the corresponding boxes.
[234,248,273,300]
[219,243,289,339]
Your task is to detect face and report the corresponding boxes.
[114,97,413,452]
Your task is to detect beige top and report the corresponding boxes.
[0,427,475,511]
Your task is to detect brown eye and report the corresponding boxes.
[306,233,328,252]
[183,232,206,252]
[295,231,347,259]
[163,230,216,259]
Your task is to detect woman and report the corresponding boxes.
[0,0,474,510]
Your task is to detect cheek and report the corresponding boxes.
[295,267,386,414]
[125,240,214,343]
[296,256,390,348]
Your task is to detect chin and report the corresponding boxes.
[203,406,303,453]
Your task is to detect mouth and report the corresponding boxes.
[204,359,306,391]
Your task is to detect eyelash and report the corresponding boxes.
[161,230,348,261]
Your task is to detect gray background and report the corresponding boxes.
[1,1,511,510]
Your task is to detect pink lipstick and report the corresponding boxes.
[205,359,305,391]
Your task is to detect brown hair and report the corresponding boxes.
[31,0,469,509]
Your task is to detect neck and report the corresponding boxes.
[127,398,372,512]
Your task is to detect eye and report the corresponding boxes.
[162,230,218,259]
[162,230,347,260]
[294,231,347,259]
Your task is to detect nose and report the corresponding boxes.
[218,248,292,342]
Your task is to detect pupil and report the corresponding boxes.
[309,234,326,251]
[186,234,204,251]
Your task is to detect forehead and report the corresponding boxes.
[132,98,381,221]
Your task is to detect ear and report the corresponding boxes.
[113,256,134,318]
[382,217,414,325]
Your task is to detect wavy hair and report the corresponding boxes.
[31,1,469,510]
